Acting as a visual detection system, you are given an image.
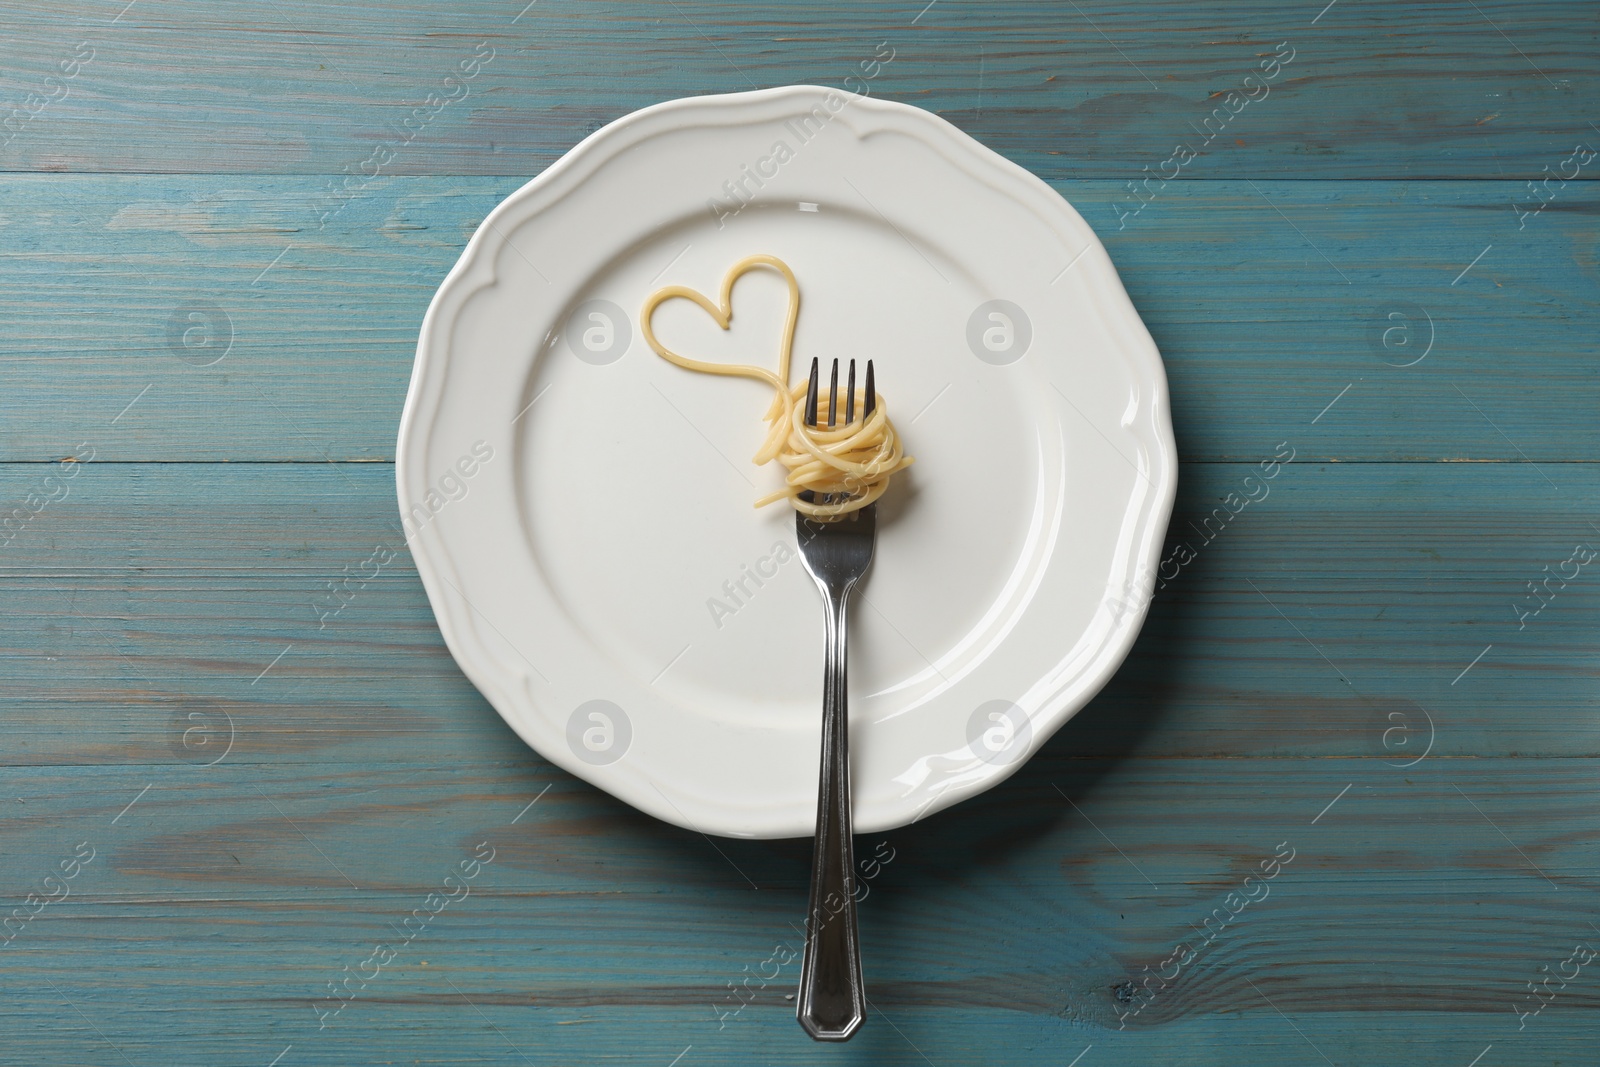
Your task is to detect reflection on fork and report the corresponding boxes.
[793,357,876,1042]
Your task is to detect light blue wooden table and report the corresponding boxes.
[2,2,1597,1064]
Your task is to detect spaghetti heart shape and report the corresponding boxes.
[640,253,912,518]
[640,254,802,465]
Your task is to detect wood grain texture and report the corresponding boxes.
[0,461,1593,768]
[0,759,1597,1066]
[0,1,1596,177]
[0,176,1595,461]
[3,0,1600,1063]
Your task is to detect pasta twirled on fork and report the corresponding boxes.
[640,254,912,519]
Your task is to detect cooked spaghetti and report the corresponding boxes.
[640,254,912,519]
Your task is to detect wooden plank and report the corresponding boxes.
[0,1,1595,178]
[0,176,1595,461]
[0,459,1593,768]
[0,757,1592,1064]
[4,3,1598,1061]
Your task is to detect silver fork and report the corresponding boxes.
[794,356,875,1042]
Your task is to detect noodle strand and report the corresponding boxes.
[641,254,912,519]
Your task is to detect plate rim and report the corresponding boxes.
[397,84,1179,837]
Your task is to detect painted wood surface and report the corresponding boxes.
[0,458,1596,1064]
[1,758,1597,1066]
[0,176,1595,461]
[0,1,1595,178]
[2,0,1598,1064]
[0,461,1592,764]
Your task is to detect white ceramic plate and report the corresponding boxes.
[397,85,1176,839]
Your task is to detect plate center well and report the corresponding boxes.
[516,205,1047,730]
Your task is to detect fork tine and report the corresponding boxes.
[846,360,856,425]
[828,359,838,428]
[864,360,876,419]
[805,357,819,427]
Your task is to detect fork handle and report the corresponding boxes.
[797,590,866,1041]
